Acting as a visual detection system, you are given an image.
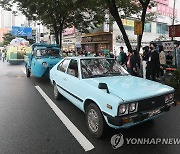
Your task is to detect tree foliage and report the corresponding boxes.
[0,0,155,51]
[0,0,105,48]
[2,32,15,45]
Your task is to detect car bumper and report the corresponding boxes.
[104,101,177,128]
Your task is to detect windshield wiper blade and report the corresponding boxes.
[88,74,107,78]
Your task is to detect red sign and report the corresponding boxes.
[157,4,177,17]
[155,0,169,5]
[63,27,75,36]
[169,25,180,37]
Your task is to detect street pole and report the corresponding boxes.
[171,0,176,41]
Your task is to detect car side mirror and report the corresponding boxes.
[98,83,110,94]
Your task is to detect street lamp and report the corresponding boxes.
[37,23,41,43]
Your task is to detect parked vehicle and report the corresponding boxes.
[50,57,176,138]
[7,37,29,64]
[25,43,62,77]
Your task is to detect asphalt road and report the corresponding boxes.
[0,60,180,154]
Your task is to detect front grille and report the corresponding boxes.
[137,95,165,112]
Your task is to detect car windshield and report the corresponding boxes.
[80,58,129,79]
[36,49,60,57]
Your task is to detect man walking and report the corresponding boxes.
[146,43,160,81]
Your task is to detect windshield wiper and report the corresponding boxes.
[88,74,107,78]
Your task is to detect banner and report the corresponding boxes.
[12,26,32,37]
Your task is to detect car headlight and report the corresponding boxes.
[129,103,136,112]
[165,95,169,103]
[169,93,174,101]
[119,104,128,115]
[42,62,48,67]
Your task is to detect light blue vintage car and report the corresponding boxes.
[25,43,62,77]
[50,57,176,138]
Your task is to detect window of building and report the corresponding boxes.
[124,25,134,31]
[144,22,151,32]
[157,23,168,34]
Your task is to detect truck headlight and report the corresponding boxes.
[42,62,48,67]
[119,104,128,115]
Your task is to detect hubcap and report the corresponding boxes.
[54,85,58,97]
[88,109,99,132]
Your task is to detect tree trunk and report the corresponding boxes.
[137,7,147,52]
[107,0,132,52]
[59,22,64,50]
[53,24,60,44]
[137,0,150,52]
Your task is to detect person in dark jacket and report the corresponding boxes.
[146,43,160,81]
[127,50,137,76]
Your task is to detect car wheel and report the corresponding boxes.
[26,67,30,77]
[54,83,61,100]
[86,103,106,138]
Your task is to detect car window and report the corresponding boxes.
[57,59,70,72]
[67,59,78,78]
[36,50,42,56]
[80,58,129,79]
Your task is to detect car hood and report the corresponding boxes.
[83,76,174,102]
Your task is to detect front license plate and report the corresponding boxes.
[149,109,161,117]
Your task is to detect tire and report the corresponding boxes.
[26,67,30,77]
[85,103,106,138]
[54,83,61,100]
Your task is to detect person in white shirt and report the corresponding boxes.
[1,51,5,62]
[159,45,166,77]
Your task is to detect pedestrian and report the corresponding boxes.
[1,51,5,62]
[117,47,127,65]
[133,50,141,76]
[158,45,166,77]
[166,51,173,66]
[142,46,149,78]
[146,43,160,81]
[126,50,137,76]
[175,43,180,68]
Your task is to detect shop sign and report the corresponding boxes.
[122,19,134,27]
[169,25,180,37]
[157,3,177,17]
[155,0,169,5]
[162,41,174,51]
[63,27,75,36]
[134,20,142,35]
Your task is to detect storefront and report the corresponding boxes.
[81,32,112,53]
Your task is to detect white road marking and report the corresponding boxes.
[35,86,95,152]
[21,67,26,75]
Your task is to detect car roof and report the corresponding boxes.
[63,56,114,60]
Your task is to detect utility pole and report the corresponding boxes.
[171,0,176,41]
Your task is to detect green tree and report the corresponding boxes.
[2,32,15,45]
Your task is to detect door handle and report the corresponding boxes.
[63,78,67,81]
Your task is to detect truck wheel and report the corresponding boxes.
[26,67,30,77]
[54,83,61,100]
[86,103,106,138]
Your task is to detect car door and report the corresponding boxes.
[55,59,70,90]
[63,59,81,108]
